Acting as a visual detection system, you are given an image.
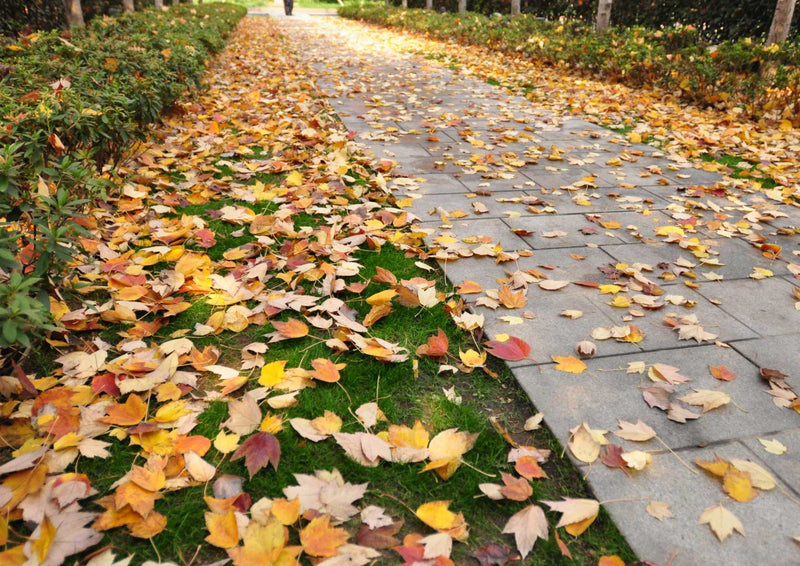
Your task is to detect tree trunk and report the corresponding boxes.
[425,0,432,9]
[154,0,163,7]
[173,0,180,6]
[458,0,465,12]
[767,0,797,45]
[401,0,407,7]
[595,0,613,32]
[122,0,134,11]
[510,0,519,15]
[63,0,85,26]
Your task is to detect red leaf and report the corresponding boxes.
[231,432,280,478]
[416,328,449,358]
[472,544,516,565]
[484,337,531,362]
[600,444,626,471]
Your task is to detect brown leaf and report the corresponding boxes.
[231,432,281,478]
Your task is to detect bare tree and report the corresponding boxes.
[458,0,465,12]
[595,0,613,32]
[122,0,134,11]
[767,0,797,45]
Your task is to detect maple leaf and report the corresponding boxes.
[499,472,533,501]
[646,501,674,521]
[416,328,449,358]
[484,336,531,361]
[502,504,548,558]
[356,520,404,550]
[679,389,731,412]
[551,355,587,374]
[614,420,657,442]
[333,432,392,467]
[283,469,367,521]
[699,503,744,542]
[471,544,516,566]
[722,467,757,502]
[205,509,240,549]
[223,393,263,435]
[709,364,736,381]
[300,515,349,558]
[542,498,600,536]
[415,501,468,541]
[231,432,280,478]
[423,428,478,480]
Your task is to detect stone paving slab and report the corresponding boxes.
[696,278,800,337]
[294,16,800,565]
[740,429,800,494]
[588,442,800,566]
[513,346,797,451]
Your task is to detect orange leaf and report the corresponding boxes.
[456,280,483,294]
[723,467,757,502]
[498,286,527,309]
[599,556,626,566]
[551,355,587,374]
[205,509,240,549]
[300,515,349,558]
[709,364,736,381]
[101,394,147,427]
[310,359,345,383]
[272,318,308,339]
[516,456,548,480]
[416,328,449,358]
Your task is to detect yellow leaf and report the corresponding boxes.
[415,501,468,540]
[608,296,631,308]
[32,515,56,562]
[259,360,287,387]
[759,438,787,455]
[299,515,349,557]
[205,509,240,549]
[551,355,587,374]
[213,431,240,454]
[459,349,486,368]
[723,467,757,502]
[655,225,684,237]
[285,170,303,187]
[271,497,300,526]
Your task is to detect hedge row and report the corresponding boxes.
[0,3,246,353]
[340,5,800,121]
[392,0,799,43]
[1,0,200,37]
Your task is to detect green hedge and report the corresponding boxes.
[0,3,246,354]
[391,0,798,43]
[340,5,800,120]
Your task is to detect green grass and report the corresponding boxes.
[79,235,634,564]
[700,153,778,187]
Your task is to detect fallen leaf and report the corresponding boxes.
[699,503,744,542]
[501,504,548,558]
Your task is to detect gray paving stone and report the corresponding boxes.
[601,237,794,283]
[731,336,800,385]
[585,284,759,351]
[504,210,672,248]
[392,174,469,195]
[418,217,530,251]
[740,429,800,495]
[404,191,522,220]
[697,278,800,337]
[585,442,800,566]
[512,345,796,451]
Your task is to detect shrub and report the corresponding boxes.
[0,3,246,361]
[339,5,800,122]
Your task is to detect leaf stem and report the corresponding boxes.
[656,435,698,475]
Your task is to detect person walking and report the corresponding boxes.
[283,0,293,15]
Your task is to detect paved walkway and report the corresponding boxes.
[278,16,800,565]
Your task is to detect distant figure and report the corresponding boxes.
[284,0,293,15]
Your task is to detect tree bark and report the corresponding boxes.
[510,0,520,16]
[767,0,797,45]
[425,0,432,9]
[122,0,134,11]
[63,0,85,26]
[401,0,407,7]
[595,0,613,32]
[173,0,180,6]
[154,0,163,6]
[458,0,465,12]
